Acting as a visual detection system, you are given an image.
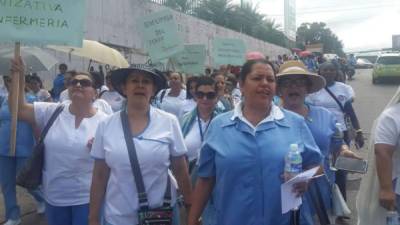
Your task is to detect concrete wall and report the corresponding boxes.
[84,0,290,65]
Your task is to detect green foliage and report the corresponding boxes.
[161,0,292,48]
[164,0,194,14]
[296,22,345,56]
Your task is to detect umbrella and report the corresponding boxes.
[291,48,302,53]
[246,51,266,60]
[47,40,129,68]
[299,51,313,57]
[0,46,58,75]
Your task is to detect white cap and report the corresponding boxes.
[290,144,298,151]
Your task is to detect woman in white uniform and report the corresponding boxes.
[10,57,108,225]
[156,72,187,118]
[89,65,192,225]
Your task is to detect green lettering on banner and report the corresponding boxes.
[139,9,183,62]
[173,44,206,75]
[213,38,246,66]
[0,0,84,46]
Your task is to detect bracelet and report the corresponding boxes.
[356,129,363,133]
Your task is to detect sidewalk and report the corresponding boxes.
[0,187,47,225]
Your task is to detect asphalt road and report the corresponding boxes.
[0,68,399,225]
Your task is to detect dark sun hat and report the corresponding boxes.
[110,64,167,97]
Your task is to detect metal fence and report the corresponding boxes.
[149,0,202,14]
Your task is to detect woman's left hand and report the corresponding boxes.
[293,181,309,197]
[355,132,365,149]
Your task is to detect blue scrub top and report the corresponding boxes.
[52,73,65,101]
[198,109,322,225]
[300,105,344,223]
[306,105,343,182]
[0,94,37,157]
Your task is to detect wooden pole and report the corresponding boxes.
[9,42,21,156]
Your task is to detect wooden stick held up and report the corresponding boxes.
[9,42,21,156]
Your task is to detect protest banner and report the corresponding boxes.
[0,0,86,47]
[140,9,184,62]
[0,0,86,155]
[174,44,206,75]
[213,38,246,66]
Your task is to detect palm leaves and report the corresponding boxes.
[156,0,291,47]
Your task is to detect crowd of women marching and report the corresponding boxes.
[2,51,387,225]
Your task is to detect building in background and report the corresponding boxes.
[393,35,400,51]
[284,0,296,41]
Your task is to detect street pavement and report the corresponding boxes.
[0,68,399,225]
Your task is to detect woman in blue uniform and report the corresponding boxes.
[276,61,361,224]
[0,75,44,225]
[188,59,322,225]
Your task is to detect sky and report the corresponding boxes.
[235,0,400,52]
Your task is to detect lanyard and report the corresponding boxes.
[197,109,214,142]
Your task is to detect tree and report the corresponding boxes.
[296,22,345,56]
[194,0,235,27]
[164,0,193,14]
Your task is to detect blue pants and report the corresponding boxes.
[0,156,43,220]
[45,202,89,225]
[202,201,217,225]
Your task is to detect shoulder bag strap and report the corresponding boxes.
[120,111,172,209]
[120,111,149,209]
[324,87,345,113]
[98,90,108,98]
[160,89,167,104]
[38,104,64,143]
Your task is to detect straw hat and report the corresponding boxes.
[276,60,326,93]
[110,64,167,97]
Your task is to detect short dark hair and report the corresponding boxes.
[195,76,217,92]
[28,74,44,88]
[90,71,104,89]
[59,63,67,70]
[186,76,198,99]
[240,60,275,82]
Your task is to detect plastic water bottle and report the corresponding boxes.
[387,211,400,225]
[333,123,344,139]
[284,144,303,180]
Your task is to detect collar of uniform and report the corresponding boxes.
[229,102,285,130]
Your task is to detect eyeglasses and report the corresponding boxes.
[68,79,93,87]
[195,91,217,100]
[279,78,308,87]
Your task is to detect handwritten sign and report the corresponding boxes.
[0,0,85,47]
[174,44,206,75]
[140,9,183,62]
[213,38,246,66]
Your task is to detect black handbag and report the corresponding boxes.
[16,105,64,189]
[120,111,173,225]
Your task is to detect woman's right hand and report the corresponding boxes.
[379,188,396,210]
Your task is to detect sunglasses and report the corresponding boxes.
[68,79,93,87]
[280,78,308,87]
[195,91,217,100]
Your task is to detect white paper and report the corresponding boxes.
[281,167,320,213]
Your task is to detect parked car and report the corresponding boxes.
[356,58,374,69]
[372,53,400,84]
